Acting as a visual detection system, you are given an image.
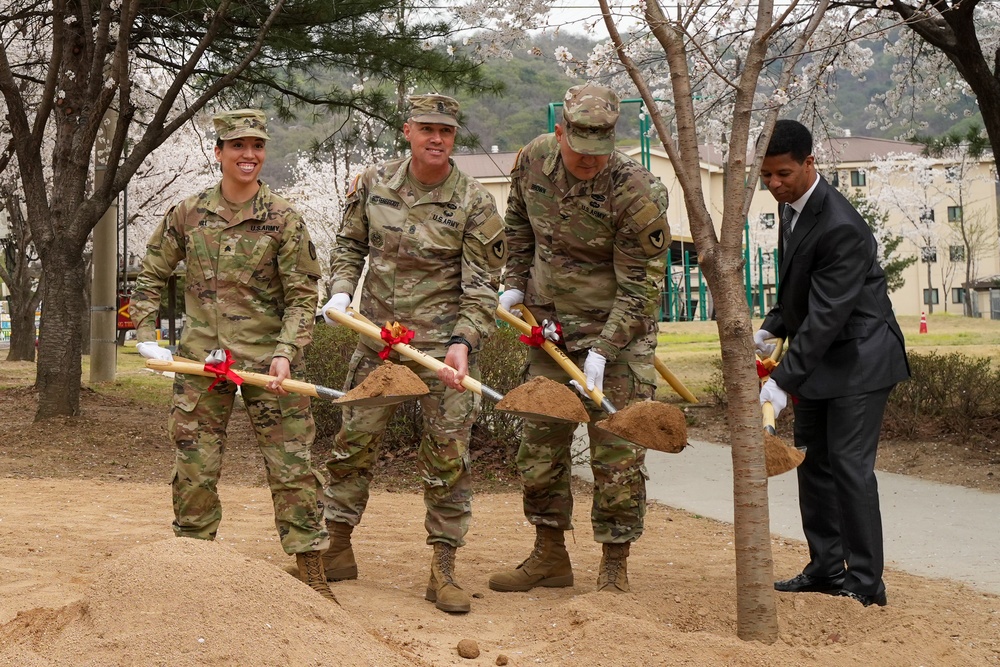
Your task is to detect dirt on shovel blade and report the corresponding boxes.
[597,400,688,453]
[334,361,429,403]
[765,432,805,476]
[496,376,590,423]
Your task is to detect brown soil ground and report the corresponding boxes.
[1,386,999,666]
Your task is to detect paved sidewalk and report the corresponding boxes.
[574,438,1000,596]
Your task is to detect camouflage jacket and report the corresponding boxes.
[330,157,506,355]
[504,133,671,361]
[131,182,322,371]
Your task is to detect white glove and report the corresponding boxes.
[753,329,777,357]
[759,378,789,418]
[136,341,173,362]
[498,289,524,316]
[322,293,352,325]
[583,349,607,392]
[541,319,561,343]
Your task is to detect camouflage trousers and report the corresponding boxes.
[323,344,481,548]
[167,373,329,555]
[517,346,656,543]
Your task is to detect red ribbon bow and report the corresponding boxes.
[519,320,562,348]
[519,325,546,347]
[204,349,244,391]
[379,321,415,360]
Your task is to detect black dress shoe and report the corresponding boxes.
[774,572,845,594]
[839,589,887,607]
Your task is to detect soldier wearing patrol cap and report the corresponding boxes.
[131,109,338,604]
[490,83,673,595]
[321,93,506,614]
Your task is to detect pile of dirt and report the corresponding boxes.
[0,538,413,667]
[496,375,589,423]
[765,432,805,476]
[335,361,429,403]
[598,400,688,453]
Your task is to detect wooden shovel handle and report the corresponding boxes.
[325,308,489,398]
[653,356,699,404]
[761,401,777,435]
[496,305,615,412]
[144,358,341,399]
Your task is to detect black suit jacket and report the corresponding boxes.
[762,177,909,399]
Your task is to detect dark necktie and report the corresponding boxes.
[780,205,795,248]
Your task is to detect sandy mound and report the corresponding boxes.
[0,538,414,667]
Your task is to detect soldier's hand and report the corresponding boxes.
[583,349,607,393]
[439,344,469,392]
[267,356,291,396]
[322,293,353,325]
[136,341,173,362]
[498,288,524,317]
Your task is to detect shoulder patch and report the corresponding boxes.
[511,148,524,174]
[347,174,361,197]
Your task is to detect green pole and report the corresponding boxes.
[744,221,752,309]
[757,247,765,316]
[664,249,673,322]
[683,250,693,321]
[773,248,780,296]
[698,271,707,320]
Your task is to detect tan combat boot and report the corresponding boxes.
[296,550,340,604]
[322,520,358,581]
[488,526,574,592]
[424,543,471,613]
[596,543,630,593]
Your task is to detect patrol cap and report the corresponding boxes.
[561,84,620,155]
[408,94,461,127]
[212,109,270,141]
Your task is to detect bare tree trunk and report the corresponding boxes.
[34,246,86,419]
[6,289,40,362]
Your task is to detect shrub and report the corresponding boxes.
[884,351,1000,439]
[303,324,359,440]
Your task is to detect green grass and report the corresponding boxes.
[1,342,173,406]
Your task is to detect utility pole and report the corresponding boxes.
[89,109,119,383]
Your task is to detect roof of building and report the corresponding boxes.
[452,152,518,179]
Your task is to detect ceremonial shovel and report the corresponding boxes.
[323,308,581,423]
[143,357,423,407]
[495,305,687,454]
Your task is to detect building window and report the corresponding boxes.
[831,171,840,187]
[920,208,935,223]
[921,246,937,263]
[923,288,939,305]
[949,245,965,262]
[761,213,775,229]
[952,288,965,304]
[759,176,767,190]
[947,206,963,222]
[850,170,866,187]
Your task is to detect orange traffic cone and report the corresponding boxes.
[919,311,928,334]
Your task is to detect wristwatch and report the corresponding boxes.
[447,335,473,353]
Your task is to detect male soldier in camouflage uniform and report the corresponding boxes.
[321,94,506,614]
[489,84,671,594]
[131,109,337,603]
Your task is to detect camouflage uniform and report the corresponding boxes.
[324,150,506,547]
[131,174,328,555]
[504,88,671,544]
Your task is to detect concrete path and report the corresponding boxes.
[574,438,1000,596]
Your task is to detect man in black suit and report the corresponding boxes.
[755,119,910,607]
